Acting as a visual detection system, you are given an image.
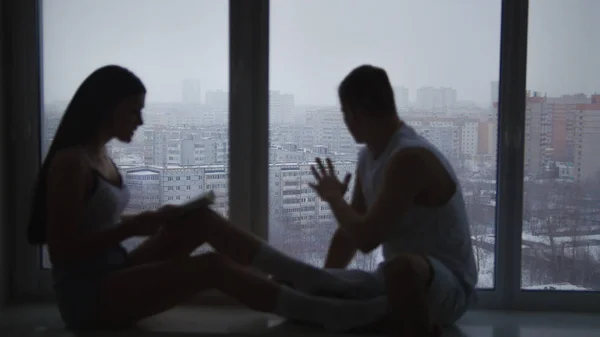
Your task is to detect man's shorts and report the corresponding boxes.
[302,256,473,331]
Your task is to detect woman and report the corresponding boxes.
[27,65,407,335]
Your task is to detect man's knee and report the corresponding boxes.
[382,253,433,287]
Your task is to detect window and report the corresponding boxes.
[521,0,600,291]
[13,0,600,310]
[269,0,501,289]
[41,0,228,268]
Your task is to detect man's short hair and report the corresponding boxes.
[338,65,397,117]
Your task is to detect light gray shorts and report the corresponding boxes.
[302,256,473,331]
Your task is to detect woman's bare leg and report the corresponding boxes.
[178,208,262,264]
[119,207,331,297]
[95,252,386,332]
[127,219,208,265]
[163,208,337,292]
[94,252,279,328]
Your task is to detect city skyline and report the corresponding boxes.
[43,80,600,109]
[42,0,600,105]
[40,90,600,290]
[39,0,600,292]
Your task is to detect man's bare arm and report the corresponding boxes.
[326,148,456,253]
[324,175,366,268]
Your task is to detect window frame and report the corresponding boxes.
[228,0,269,240]
[491,0,529,310]
[9,0,51,301]
[494,0,600,311]
[7,0,600,311]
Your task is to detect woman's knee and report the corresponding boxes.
[177,208,227,233]
[163,209,218,241]
[190,251,230,270]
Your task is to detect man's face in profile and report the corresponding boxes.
[341,103,366,144]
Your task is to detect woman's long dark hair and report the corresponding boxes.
[28,65,146,245]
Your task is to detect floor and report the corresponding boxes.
[0,303,599,336]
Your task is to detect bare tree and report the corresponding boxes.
[470,223,489,274]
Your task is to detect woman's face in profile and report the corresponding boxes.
[110,93,146,143]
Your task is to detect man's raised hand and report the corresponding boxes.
[309,157,352,202]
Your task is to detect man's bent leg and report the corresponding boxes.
[423,257,469,326]
[382,253,436,336]
[382,253,468,336]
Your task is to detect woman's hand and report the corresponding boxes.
[122,205,185,237]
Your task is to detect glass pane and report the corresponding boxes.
[521,0,600,291]
[269,0,501,288]
[41,0,228,268]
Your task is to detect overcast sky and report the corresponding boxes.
[42,0,599,105]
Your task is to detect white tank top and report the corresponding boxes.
[357,124,478,292]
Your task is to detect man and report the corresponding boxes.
[302,64,478,335]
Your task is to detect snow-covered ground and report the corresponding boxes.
[522,233,600,246]
[474,249,495,288]
[472,232,600,290]
[42,232,598,293]
[523,283,591,291]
